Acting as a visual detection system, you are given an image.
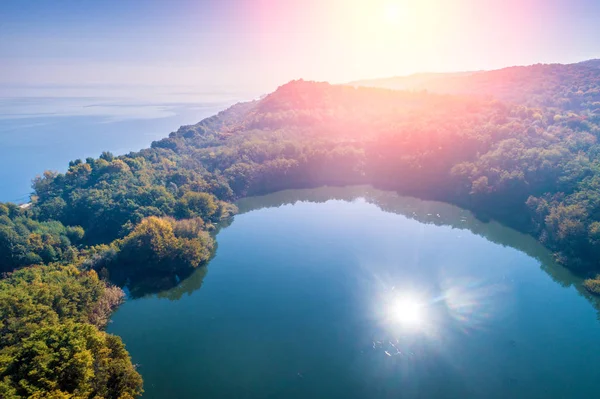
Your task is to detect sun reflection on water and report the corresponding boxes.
[373,290,435,361]
[388,295,426,328]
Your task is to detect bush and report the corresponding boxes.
[584,276,600,295]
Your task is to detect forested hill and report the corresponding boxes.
[156,70,600,275]
[576,59,600,69]
[155,74,597,256]
[350,61,600,110]
[3,61,600,397]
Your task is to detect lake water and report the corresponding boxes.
[108,186,600,399]
[0,85,253,202]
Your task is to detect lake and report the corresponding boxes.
[108,186,600,399]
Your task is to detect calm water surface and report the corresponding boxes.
[108,186,600,399]
[0,85,249,202]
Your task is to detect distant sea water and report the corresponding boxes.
[0,85,255,203]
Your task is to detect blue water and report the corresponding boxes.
[0,86,251,202]
[108,186,600,399]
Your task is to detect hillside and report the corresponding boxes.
[577,59,600,69]
[348,72,476,91]
[350,61,600,110]
[8,68,600,277]
[150,76,600,272]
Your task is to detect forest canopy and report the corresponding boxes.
[0,265,142,398]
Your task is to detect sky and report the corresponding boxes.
[1,0,600,93]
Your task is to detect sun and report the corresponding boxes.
[383,2,402,24]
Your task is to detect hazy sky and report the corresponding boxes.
[2,0,599,92]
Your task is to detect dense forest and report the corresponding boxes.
[2,60,600,397]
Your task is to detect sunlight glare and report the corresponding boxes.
[384,2,402,23]
[389,296,425,327]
